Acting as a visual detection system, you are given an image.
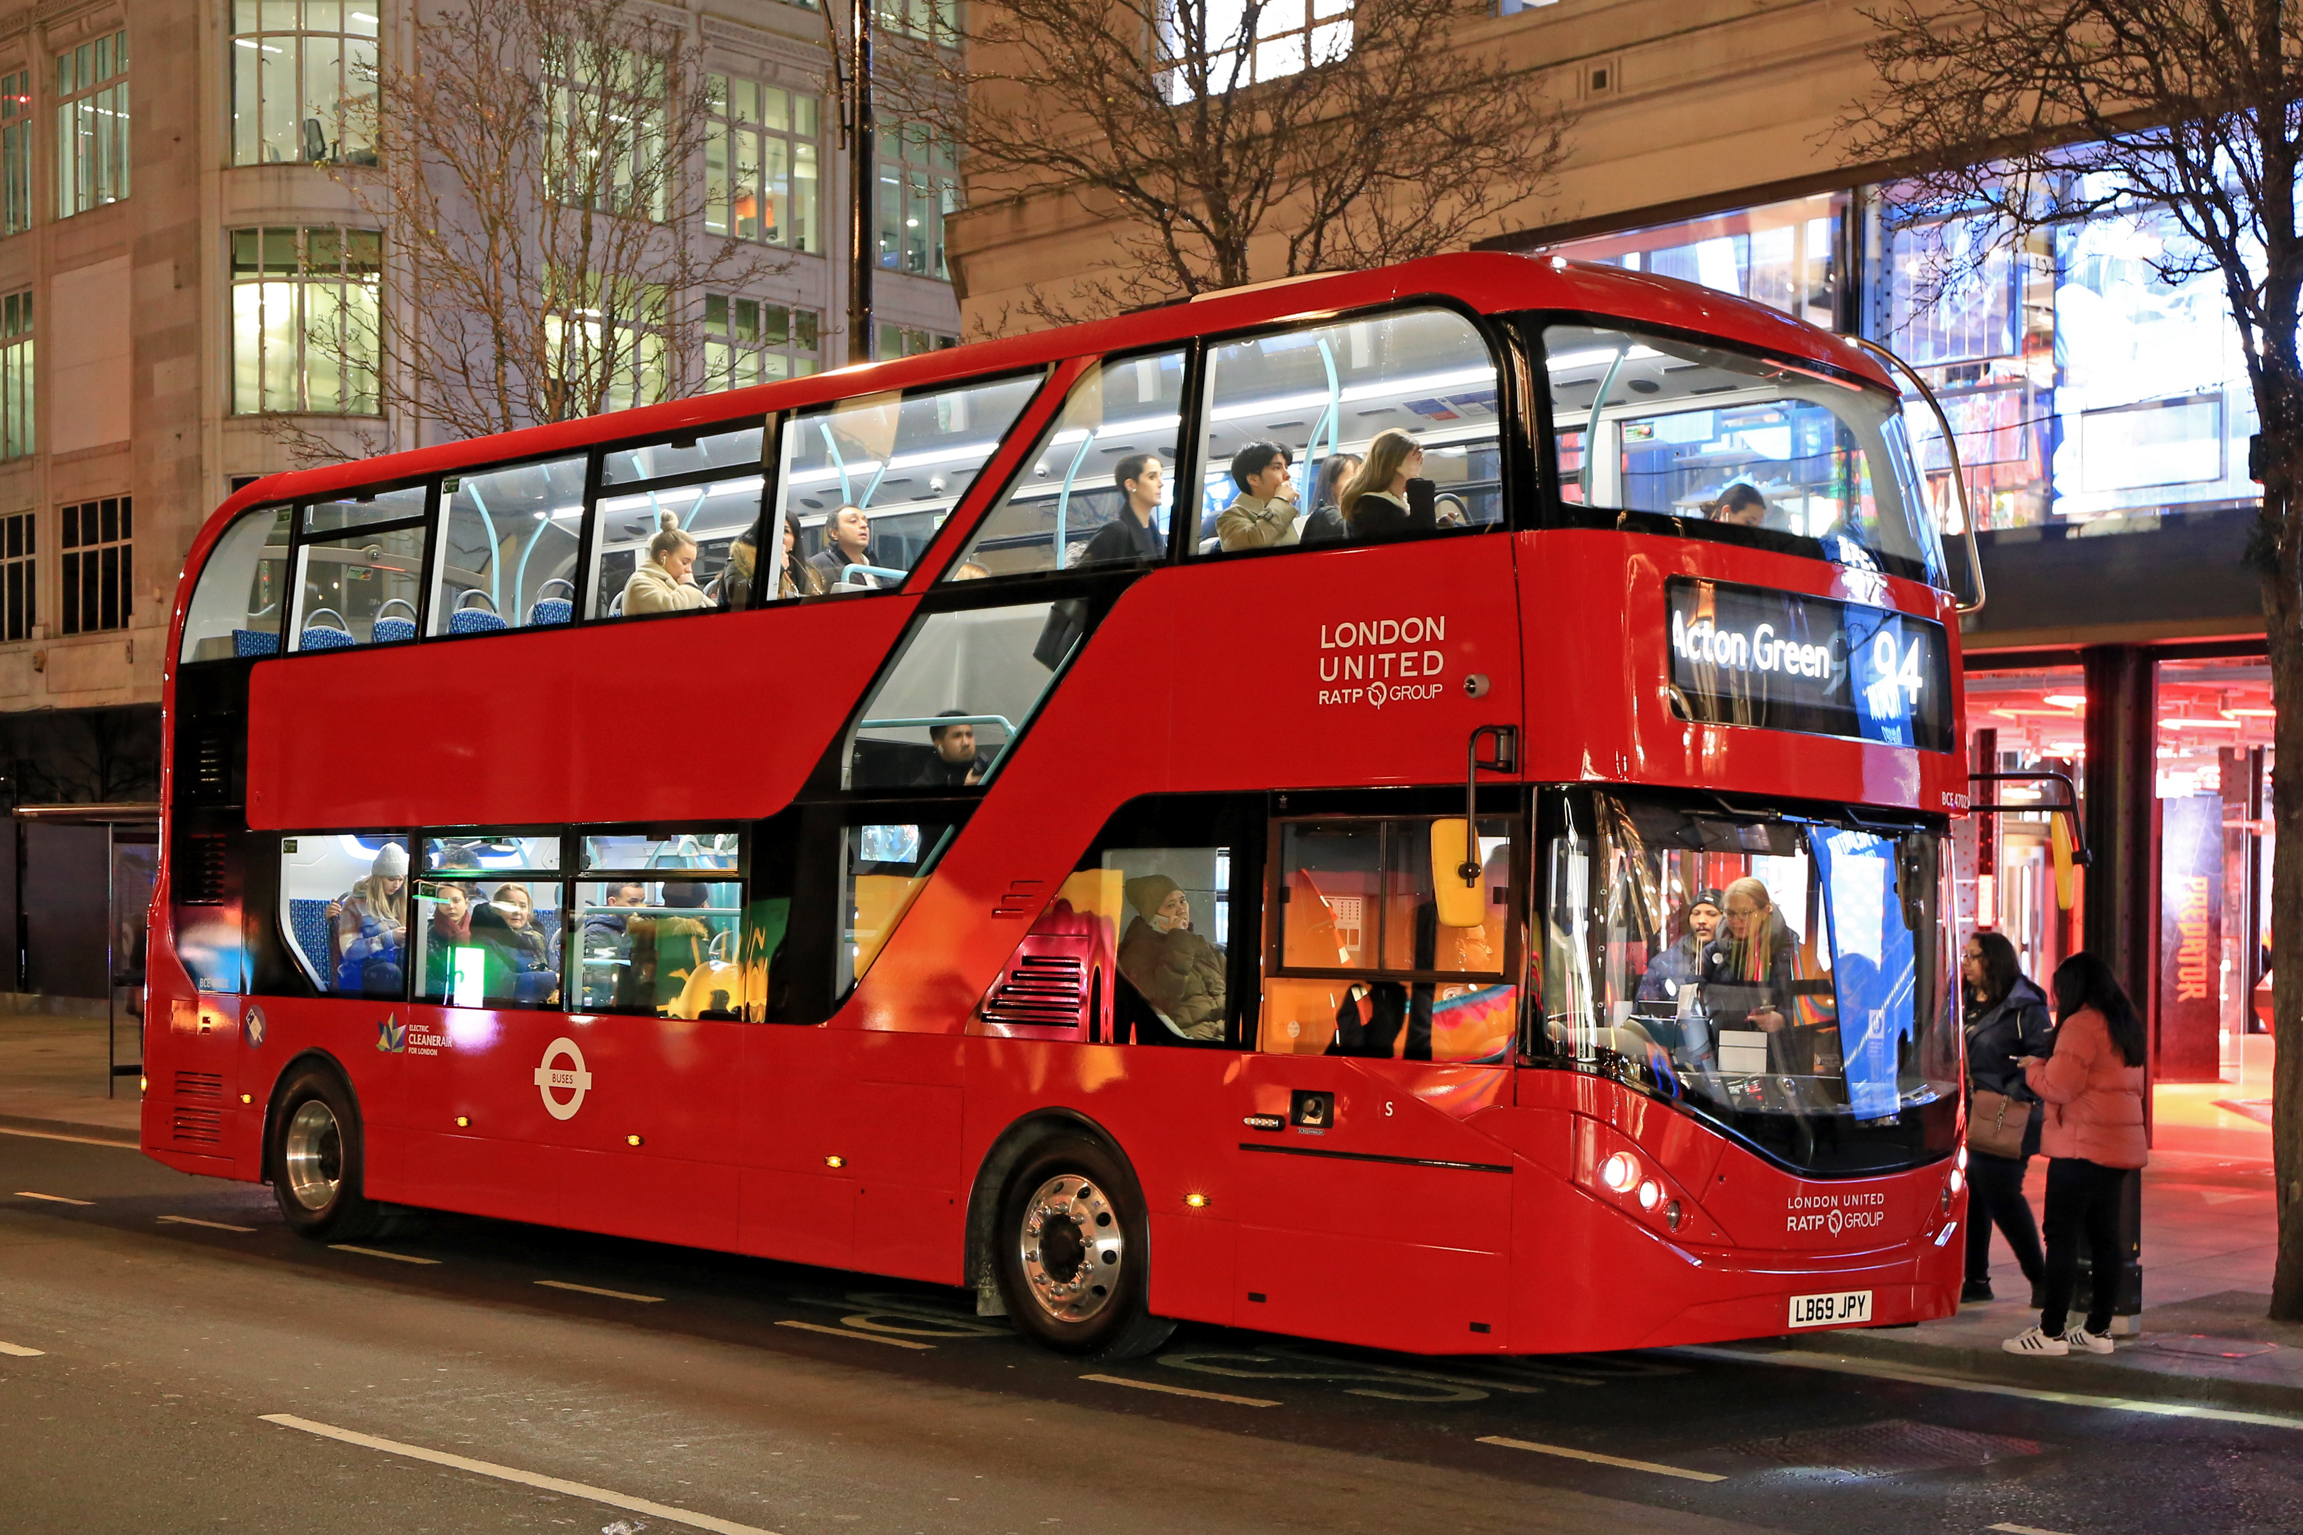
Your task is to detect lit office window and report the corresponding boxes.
[875,323,956,361]
[704,77,819,253]
[1162,0,1351,100]
[56,28,129,218]
[704,295,820,389]
[230,226,382,415]
[1,71,32,235]
[0,510,32,642]
[873,0,957,46]
[545,47,667,220]
[0,290,31,461]
[230,0,380,167]
[875,122,957,281]
[546,287,669,414]
[60,495,130,636]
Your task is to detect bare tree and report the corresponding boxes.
[891,0,1573,325]
[277,0,778,462]
[1845,1,2303,1320]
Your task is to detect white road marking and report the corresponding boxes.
[536,1279,663,1304]
[1989,1524,2078,1535]
[0,1127,137,1149]
[774,1319,933,1350]
[1478,1434,1727,1482]
[158,1215,256,1233]
[12,1190,92,1205]
[0,1340,44,1357]
[1081,1373,1280,1408]
[328,1244,440,1265]
[260,1415,782,1535]
[1678,1345,2303,1432]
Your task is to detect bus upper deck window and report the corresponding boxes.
[1542,322,1950,588]
[592,469,768,619]
[432,455,589,636]
[772,371,1044,595]
[290,483,430,653]
[1197,307,1503,556]
[180,504,291,662]
[950,349,1187,580]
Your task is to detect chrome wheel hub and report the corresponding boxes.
[1017,1175,1122,1324]
[282,1099,343,1212]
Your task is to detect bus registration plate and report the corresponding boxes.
[1787,1290,1872,1328]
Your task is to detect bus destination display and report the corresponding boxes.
[1665,577,1952,751]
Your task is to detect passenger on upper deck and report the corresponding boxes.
[1077,455,1166,566]
[1703,483,1770,528]
[915,709,988,788]
[1116,875,1225,1042]
[1216,442,1299,551]
[809,506,882,589]
[623,515,712,614]
[1338,430,1436,543]
[721,525,759,609]
[334,843,408,995]
[1299,454,1360,546]
[778,517,829,599]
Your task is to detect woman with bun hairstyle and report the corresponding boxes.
[621,513,711,613]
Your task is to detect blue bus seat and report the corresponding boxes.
[372,617,417,644]
[233,629,280,657]
[287,898,333,981]
[299,626,355,651]
[449,608,508,635]
[529,598,573,627]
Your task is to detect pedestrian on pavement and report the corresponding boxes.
[1961,929,2051,1304]
[2002,950,2149,1357]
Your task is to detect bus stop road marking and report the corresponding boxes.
[329,1244,441,1265]
[259,1414,782,1535]
[1477,1435,1727,1483]
[1081,1374,1281,1407]
[158,1215,256,1233]
[1676,1344,2303,1432]
[0,1340,44,1357]
[0,1127,138,1149]
[12,1191,92,1205]
[774,1320,933,1350]
[536,1279,663,1303]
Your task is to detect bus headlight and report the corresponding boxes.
[1599,1151,1639,1193]
[1637,1180,1661,1211]
[1957,1145,1970,1172]
[1948,1167,1964,1196]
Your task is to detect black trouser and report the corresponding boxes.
[1963,1149,2044,1287]
[2038,1157,2130,1335]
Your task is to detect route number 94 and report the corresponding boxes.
[1863,630,1926,719]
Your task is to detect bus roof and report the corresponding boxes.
[203,252,1894,543]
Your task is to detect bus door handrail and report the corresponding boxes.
[1967,770,2091,864]
[1851,335,1987,617]
[860,713,1018,734]
[841,563,910,583]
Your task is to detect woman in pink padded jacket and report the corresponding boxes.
[2002,951,2149,1358]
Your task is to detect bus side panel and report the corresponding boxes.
[140,944,252,1174]
[242,597,919,831]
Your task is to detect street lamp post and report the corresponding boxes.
[846,0,874,366]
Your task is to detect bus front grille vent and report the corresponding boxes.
[981,955,1086,1027]
[174,1071,224,1102]
[170,1107,223,1145]
[175,833,228,905]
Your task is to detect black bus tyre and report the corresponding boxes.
[995,1135,1174,1361]
[269,1066,382,1242]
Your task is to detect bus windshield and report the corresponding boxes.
[1539,790,1959,1176]
[1545,322,1946,588]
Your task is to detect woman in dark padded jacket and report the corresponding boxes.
[1961,930,2052,1303]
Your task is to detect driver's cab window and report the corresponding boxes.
[1196,307,1503,556]
[1266,815,1515,1062]
[772,372,1043,594]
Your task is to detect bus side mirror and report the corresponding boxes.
[2051,813,2078,912]
[1431,819,1485,929]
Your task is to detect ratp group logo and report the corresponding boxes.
[376,1014,405,1054]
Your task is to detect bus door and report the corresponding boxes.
[1235,810,1523,1352]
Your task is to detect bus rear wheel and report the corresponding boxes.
[269,1066,381,1242]
[995,1136,1173,1360]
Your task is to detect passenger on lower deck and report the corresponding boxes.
[914,710,989,787]
[1115,875,1225,1041]
[1216,442,1299,551]
[1338,429,1436,542]
[1077,455,1166,566]
[622,515,712,613]
[333,843,408,995]
[1640,888,1723,1005]
[471,881,558,1005]
[419,881,470,998]
[1702,483,1770,528]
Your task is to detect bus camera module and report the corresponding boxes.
[1290,1090,1335,1129]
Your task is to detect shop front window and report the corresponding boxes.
[1538,191,1847,330]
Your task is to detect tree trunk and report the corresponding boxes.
[2264,435,2303,1321]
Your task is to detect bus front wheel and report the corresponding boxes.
[995,1135,1173,1360]
[268,1065,382,1242]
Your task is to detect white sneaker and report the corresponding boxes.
[2002,1326,2069,1356]
[2062,1326,2115,1355]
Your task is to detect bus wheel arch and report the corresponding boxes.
[970,1110,1174,1361]
[262,1051,383,1243]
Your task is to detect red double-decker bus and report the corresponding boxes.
[148,253,1978,1360]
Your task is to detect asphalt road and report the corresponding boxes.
[2,1128,2299,1535]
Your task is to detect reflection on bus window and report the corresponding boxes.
[1544,322,1946,586]
[180,504,291,661]
[839,818,960,994]
[774,372,1044,591]
[293,522,425,651]
[432,456,587,636]
[305,483,427,536]
[277,832,410,998]
[846,601,1084,790]
[1198,308,1503,554]
[569,878,744,1017]
[1538,790,1958,1174]
[592,469,766,618]
[414,876,564,1008]
[950,350,1186,579]
[601,424,765,487]
[1266,816,1513,1064]
[581,830,740,871]
[421,832,560,873]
